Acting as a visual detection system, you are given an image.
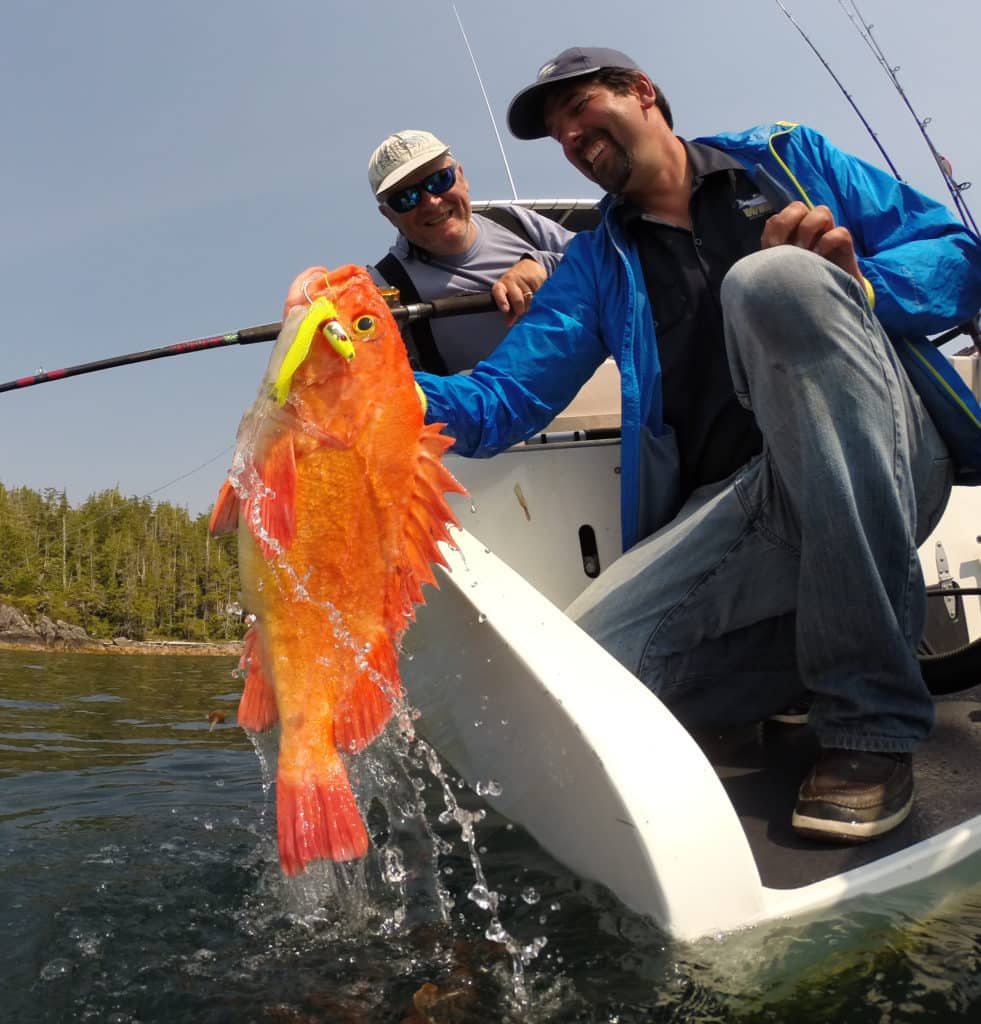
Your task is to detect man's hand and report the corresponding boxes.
[762,202,863,284]
[491,257,548,327]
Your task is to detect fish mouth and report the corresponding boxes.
[272,300,354,406]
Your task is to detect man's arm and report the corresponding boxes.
[419,236,607,457]
[783,126,981,337]
[491,207,580,326]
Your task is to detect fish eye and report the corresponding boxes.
[351,314,378,340]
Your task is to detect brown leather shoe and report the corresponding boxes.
[792,749,914,842]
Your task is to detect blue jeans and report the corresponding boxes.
[567,248,953,753]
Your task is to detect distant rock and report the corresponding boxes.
[0,603,240,656]
[35,614,91,646]
[0,603,105,651]
[0,605,37,643]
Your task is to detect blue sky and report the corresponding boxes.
[1,0,978,516]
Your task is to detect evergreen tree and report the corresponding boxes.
[0,484,245,641]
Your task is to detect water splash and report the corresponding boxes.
[416,739,548,1009]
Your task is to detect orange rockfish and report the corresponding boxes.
[210,264,465,875]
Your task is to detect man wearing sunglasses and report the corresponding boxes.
[368,129,574,374]
[415,48,981,843]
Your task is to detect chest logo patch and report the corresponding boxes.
[736,194,774,219]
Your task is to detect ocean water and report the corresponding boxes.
[2,648,980,1023]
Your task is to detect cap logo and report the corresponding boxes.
[537,61,557,80]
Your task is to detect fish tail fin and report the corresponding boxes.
[209,478,241,536]
[333,641,402,754]
[236,626,279,732]
[276,759,369,871]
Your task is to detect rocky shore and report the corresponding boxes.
[0,604,241,657]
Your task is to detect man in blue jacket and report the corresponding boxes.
[416,47,981,842]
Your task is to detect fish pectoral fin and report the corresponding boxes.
[333,643,402,754]
[236,626,279,732]
[249,432,298,559]
[209,478,241,537]
[276,759,368,871]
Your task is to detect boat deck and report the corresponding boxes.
[702,683,981,889]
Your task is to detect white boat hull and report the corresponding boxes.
[402,356,981,941]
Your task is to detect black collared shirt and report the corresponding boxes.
[620,140,773,500]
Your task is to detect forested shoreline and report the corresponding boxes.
[0,483,246,643]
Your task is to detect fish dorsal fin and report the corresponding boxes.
[248,432,298,559]
[392,422,467,627]
[209,478,241,537]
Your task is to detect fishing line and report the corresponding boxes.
[58,444,235,545]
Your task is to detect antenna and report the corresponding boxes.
[452,4,519,200]
[838,0,978,235]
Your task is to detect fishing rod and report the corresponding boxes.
[774,2,980,351]
[773,0,903,180]
[0,292,497,395]
[837,0,979,237]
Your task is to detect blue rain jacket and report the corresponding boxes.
[418,123,981,551]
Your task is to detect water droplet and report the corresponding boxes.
[520,935,548,964]
[39,959,73,981]
[521,886,540,905]
[382,848,407,884]
[468,883,497,911]
[475,779,503,797]
[477,612,487,624]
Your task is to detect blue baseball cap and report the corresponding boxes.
[507,46,641,140]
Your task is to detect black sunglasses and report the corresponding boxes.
[385,166,457,214]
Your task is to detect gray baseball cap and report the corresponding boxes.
[367,130,451,198]
[507,46,641,140]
